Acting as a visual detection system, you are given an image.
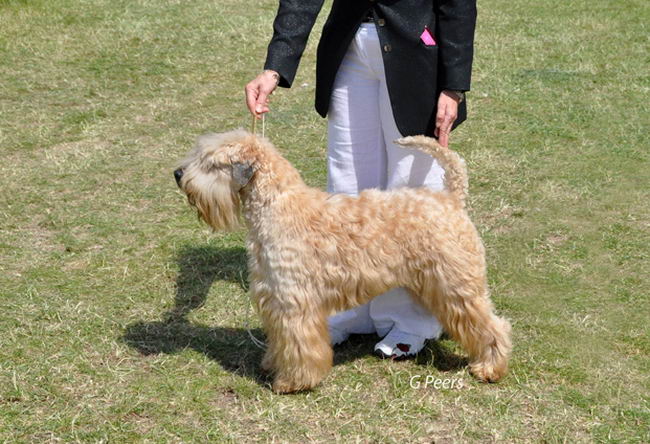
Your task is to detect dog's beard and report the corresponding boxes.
[183,177,241,231]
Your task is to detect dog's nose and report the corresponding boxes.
[174,168,184,186]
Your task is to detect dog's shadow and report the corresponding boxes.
[121,245,467,388]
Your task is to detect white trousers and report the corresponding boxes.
[326,24,444,340]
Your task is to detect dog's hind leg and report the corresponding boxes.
[415,282,512,382]
[447,296,511,382]
[260,303,333,393]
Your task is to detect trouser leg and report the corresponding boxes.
[365,23,445,340]
[326,25,386,337]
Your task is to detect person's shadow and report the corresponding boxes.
[121,244,466,389]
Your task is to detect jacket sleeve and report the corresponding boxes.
[434,0,477,91]
[263,0,326,88]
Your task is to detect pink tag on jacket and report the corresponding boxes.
[420,27,436,46]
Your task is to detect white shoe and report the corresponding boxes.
[374,328,427,360]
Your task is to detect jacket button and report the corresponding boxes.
[383,44,392,52]
[377,19,386,26]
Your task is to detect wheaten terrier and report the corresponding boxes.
[174,130,511,393]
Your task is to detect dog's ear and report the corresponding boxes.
[232,162,254,189]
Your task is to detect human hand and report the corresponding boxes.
[245,70,280,118]
[434,90,461,147]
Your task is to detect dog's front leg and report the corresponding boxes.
[260,302,333,394]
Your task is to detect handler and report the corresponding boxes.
[245,0,477,359]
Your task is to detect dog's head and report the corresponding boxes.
[175,129,257,230]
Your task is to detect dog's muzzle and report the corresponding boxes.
[174,168,184,187]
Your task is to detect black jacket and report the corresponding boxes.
[264,0,477,137]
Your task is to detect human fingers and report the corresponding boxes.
[437,94,458,147]
[255,90,271,116]
[435,99,448,144]
[254,71,279,116]
[439,110,457,146]
[245,71,279,117]
[245,78,261,116]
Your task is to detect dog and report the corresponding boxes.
[174,130,511,393]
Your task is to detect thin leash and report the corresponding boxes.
[239,268,266,350]
[251,113,266,138]
[245,303,267,350]
[244,117,267,350]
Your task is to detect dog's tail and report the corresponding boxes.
[395,135,468,207]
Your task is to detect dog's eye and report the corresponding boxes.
[202,161,222,172]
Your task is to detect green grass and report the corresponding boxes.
[1,0,648,441]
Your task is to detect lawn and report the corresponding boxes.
[0,0,648,442]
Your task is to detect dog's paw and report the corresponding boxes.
[470,362,508,383]
[272,377,308,394]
